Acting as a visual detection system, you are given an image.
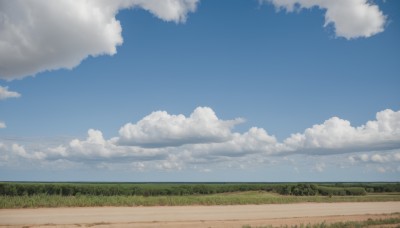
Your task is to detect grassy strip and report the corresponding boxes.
[1,192,400,208]
[242,216,400,228]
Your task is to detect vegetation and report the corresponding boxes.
[0,182,399,208]
[1,190,400,208]
[242,215,400,228]
[276,184,367,196]
[1,182,398,197]
[0,182,273,196]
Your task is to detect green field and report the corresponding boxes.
[1,190,400,208]
[1,182,399,208]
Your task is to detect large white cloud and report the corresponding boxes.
[0,0,199,80]
[1,107,400,172]
[0,121,6,129]
[263,0,386,39]
[283,109,400,155]
[0,86,21,100]
[0,0,388,80]
[118,107,244,147]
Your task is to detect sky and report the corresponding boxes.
[0,0,399,182]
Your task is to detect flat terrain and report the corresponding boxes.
[1,202,400,227]
[2,192,400,208]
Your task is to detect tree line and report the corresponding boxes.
[0,182,398,197]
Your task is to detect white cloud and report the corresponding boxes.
[371,154,389,163]
[263,0,386,39]
[188,127,278,158]
[118,107,244,147]
[8,143,45,160]
[349,153,369,163]
[47,129,169,162]
[283,109,400,155]
[128,0,198,22]
[0,0,200,80]
[348,151,400,164]
[0,121,6,129]
[0,0,387,80]
[0,86,21,100]
[22,108,273,168]
[1,107,400,172]
[360,154,369,162]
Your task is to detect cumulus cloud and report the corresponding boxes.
[47,129,169,162]
[11,143,46,160]
[2,107,400,172]
[283,109,400,155]
[118,107,244,147]
[0,86,21,100]
[0,107,269,169]
[0,122,5,129]
[188,127,278,159]
[0,143,45,161]
[0,0,199,80]
[0,0,387,80]
[263,0,386,39]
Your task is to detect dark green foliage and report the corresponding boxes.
[276,184,318,196]
[0,182,397,197]
[316,186,366,196]
[275,184,367,196]
[0,183,274,197]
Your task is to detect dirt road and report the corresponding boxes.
[1,202,400,227]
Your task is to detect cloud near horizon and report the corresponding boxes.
[1,107,399,171]
[118,107,245,148]
[283,109,400,155]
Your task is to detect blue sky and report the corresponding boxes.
[0,0,399,182]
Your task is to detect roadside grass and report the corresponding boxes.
[1,191,400,208]
[242,215,400,228]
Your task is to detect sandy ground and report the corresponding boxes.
[1,202,400,227]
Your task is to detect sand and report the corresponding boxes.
[1,202,400,227]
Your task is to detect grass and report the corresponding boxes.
[1,191,400,208]
[242,215,400,228]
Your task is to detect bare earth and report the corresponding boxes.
[1,202,400,227]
